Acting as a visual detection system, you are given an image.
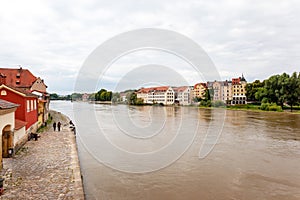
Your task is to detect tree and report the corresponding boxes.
[286,72,300,111]
[111,92,120,103]
[89,93,96,101]
[255,87,268,102]
[245,80,264,101]
[129,93,137,105]
[71,93,82,101]
[263,73,289,109]
[205,89,211,101]
[50,93,59,100]
[254,72,300,111]
[95,89,112,101]
[105,91,112,101]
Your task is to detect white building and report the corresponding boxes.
[173,86,191,105]
[0,99,26,167]
[137,86,175,105]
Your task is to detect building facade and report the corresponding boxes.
[193,83,207,100]
[0,67,49,127]
[0,85,38,133]
[207,74,247,105]
[0,99,27,168]
[173,86,191,105]
[231,75,247,105]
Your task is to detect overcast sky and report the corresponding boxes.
[0,0,299,94]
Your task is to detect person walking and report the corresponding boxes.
[57,121,61,132]
[53,122,57,131]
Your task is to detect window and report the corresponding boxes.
[31,100,34,111]
[27,100,30,112]
[0,90,7,96]
[34,100,37,110]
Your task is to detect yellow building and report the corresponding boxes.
[193,83,207,99]
[231,75,247,105]
[31,77,49,127]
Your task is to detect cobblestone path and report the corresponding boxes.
[0,111,84,200]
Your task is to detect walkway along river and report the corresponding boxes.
[50,101,300,200]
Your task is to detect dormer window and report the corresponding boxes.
[16,73,20,78]
[16,80,20,84]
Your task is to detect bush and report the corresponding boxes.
[261,97,269,103]
[199,100,211,107]
[212,100,225,107]
[259,103,282,112]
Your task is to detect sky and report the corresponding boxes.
[0,0,299,94]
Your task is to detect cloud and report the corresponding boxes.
[0,0,299,94]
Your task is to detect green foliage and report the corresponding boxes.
[252,72,300,111]
[71,93,82,101]
[135,98,144,105]
[193,97,202,102]
[205,89,211,101]
[50,93,71,100]
[259,103,282,112]
[246,80,264,101]
[199,100,211,107]
[111,92,121,103]
[50,93,59,100]
[211,100,225,107]
[207,89,213,100]
[126,92,144,105]
[198,89,213,107]
[95,89,112,101]
[129,92,137,104]
[89,93,96,101]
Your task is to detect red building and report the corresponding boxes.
[0,67,49,128]
[0,84,38,132]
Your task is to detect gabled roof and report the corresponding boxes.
[194,83,207,89]
[0,67,37,88]
[173,86,189,92]
[0,84,38,98]
[138,86,170,93]
[0,99,19,109]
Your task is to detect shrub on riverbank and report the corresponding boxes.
[199,100,211,107]
[259,103,283,112]
[211,100,226,107]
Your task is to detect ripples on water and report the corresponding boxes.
[50,101,300,200]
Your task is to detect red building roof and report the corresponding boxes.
[194,83,207,89]
[0,84,38,97]
[173,86,188,92]
[138,86,170,93]
[0,67,37,88]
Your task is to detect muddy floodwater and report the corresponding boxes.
[50,101,300,200]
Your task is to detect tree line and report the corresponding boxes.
[94,89,112,101]
[246,72,300,111]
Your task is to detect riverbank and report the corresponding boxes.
[0,110,84,199]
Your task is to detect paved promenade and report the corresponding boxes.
[0,111,84,200]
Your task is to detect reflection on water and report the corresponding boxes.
[50,101,300,200]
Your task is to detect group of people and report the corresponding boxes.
[52,121,61,132]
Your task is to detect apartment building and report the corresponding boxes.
[231,75,247,105]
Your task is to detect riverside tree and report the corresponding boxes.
[95,89,112,101]
[249,72,300,111]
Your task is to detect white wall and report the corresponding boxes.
[14,126,26,146]
[0,111,14,133]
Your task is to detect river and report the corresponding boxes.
[50,101,300,200]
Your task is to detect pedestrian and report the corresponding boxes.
[57,121,61,132]
[53,122,56,131]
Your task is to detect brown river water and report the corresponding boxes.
[50,101,300,200]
